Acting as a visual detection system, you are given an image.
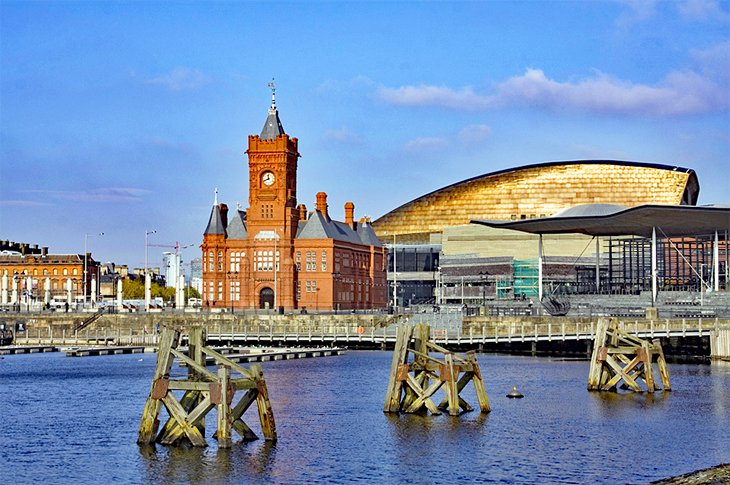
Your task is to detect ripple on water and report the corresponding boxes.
[1,351,729,483]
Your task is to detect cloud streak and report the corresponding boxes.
[22,187,150,203]
[145,68,210,91]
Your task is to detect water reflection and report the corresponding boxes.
[139,440,277,484]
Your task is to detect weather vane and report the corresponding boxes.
[267,78,276,109]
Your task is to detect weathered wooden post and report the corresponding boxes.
[138,325,277,447]
[587,317,671,392]
[384,323,490,416]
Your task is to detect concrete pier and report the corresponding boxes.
[710,328,730,360]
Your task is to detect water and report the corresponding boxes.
[1,351,729,484]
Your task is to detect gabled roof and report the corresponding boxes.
[357,222,382,247]
[204,205,226,235]
[226,210,247,240]
[296,211,382,246]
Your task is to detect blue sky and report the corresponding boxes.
[1,0,729,270]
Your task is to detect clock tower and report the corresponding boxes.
[246,81,300,239]
[244,81,301,309]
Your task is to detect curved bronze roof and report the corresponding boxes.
[373,160,699,241]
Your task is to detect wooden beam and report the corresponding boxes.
[137,327,179,444]
[159,393,207,446]
[251,364,277,441]
[384,324,413,413]
[216,366,233,448]
[170,347,218,382]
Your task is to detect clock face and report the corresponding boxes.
[262,171,275,186]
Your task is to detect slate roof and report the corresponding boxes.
[296,210,382,247]
[226,210,247,240]
[204,205,226,235]
[357,222,382,247]
[261,108,285,140]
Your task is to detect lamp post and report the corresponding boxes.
[480,271,487,306]
[84,232,104,309]
[272,229,281,312]
[145,230,156,311]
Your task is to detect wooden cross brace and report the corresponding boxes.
[138,326,277,448]
[588,318,671,393]
[384,324,490,416]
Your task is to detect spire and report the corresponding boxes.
[260,78,285,140]
[268,78,276,113]
[204,188,225,236]
[204,204,226,236]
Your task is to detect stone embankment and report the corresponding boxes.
[3,312,405,336]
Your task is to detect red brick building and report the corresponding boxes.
[201,88,387,311]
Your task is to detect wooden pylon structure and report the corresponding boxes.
[138,326,276,447]
[384,324,490,416]
[588,318,671,392]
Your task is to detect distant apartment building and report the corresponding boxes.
[190,258,202,294]
[163,252,182,288]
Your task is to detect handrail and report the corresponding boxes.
[74,308,105,332]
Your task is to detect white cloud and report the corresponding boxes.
[458,124,491,144]
[691,41,730,80]
[145,68,210,91]
[494,67,727,116]
[616,0,659,25]
[322,127,364,145]
[403,137,449,152]
[376,85,494,111]
[677,0,730,21]
[377,60,729,117]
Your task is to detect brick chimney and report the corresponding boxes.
[298,204,308,220]
[219,203,229,229]
[345,202,355,228]
[316,192,328,219]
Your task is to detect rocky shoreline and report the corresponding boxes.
[651,464,730,484]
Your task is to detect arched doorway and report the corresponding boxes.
[259,287,274,309]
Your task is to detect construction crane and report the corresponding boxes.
[148,242,194,255]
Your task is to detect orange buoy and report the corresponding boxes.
[357,326,365,335]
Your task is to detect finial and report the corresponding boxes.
[214,187,219,206]
[267,78,276,112]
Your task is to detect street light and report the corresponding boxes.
[272,228,281,312]
[480,271,487,306]
[145,230,156,310]
[84,232,104,308]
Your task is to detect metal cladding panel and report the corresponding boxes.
[372,161,696,239]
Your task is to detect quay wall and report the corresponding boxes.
[5,313,730,336]
[2,312,406,335]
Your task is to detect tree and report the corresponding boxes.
[123,278,144,299]
[185,286,201,300]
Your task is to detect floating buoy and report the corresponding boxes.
[506,386,524,398]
